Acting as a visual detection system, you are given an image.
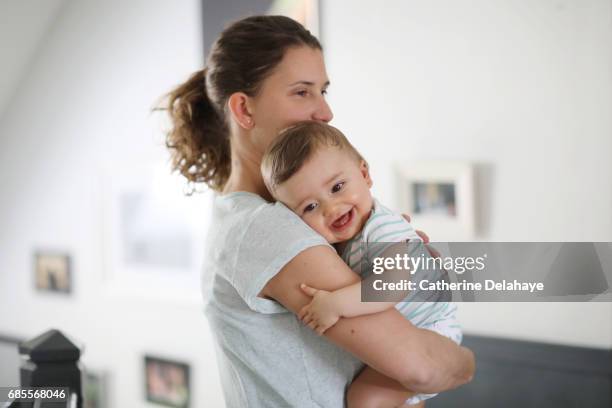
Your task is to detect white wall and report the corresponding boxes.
[0,1,611,407]
[0,0,66,119]
[322,0,612,348]
[0,1,225,406]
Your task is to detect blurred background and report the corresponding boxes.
[0,0,610,407]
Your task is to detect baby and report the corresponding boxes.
[261,121,462,407]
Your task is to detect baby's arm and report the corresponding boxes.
[299,242,416,335]
[298,281,399,335]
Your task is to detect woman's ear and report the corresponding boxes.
[360,160,373,188]
[227,92,254,130]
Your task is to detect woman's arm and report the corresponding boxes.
[298,241,422,333]
[260,245,475,394]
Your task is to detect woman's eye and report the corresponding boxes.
[332,182,345,193]
[296,90,309,97]
[321,89,328,96]
[303,203,318,213]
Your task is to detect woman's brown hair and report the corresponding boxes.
[160,15,321,191]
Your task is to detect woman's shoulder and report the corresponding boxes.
[210,191,326,247]
[214,191,296,222]
[205,192,329,314]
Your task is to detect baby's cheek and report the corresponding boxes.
[303,216,325,236]
[317,223,336,243]
[349,190,369,209]
[357,191,374,212]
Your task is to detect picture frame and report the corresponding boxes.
[144,355,190,408]
[395,161,475,241]
[99,162,212,303]
[83,369,108,408]
[202,0,320,57]
[34,251,72,294]
[268,0,320,37]
[0,334,23,386]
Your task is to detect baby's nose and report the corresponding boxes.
[323,202,341,219]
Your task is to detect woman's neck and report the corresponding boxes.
[222,137,273,201]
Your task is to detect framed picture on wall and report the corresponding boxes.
[202,0,320,57]
[99,162,212,303]
[395,161,475,241]
[34,251,72,294]
[268,0,320,36]
[144,355,190,408]
[84,370,108,408]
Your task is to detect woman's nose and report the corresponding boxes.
[312,98,333,123]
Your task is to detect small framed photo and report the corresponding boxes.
[395,161,475,240]
[268,0,320,37]
[84,370,108,408]
[145,355,190,408]
[99,163,211,303]
[203,0,320,58]
[34,251,72,294]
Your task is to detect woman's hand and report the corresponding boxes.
[298,284,342,335]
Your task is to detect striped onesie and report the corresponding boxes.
[341,199,462,405]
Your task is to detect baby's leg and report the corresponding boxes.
[347,366,418,408]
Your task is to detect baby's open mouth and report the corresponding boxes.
[331,208,354,231]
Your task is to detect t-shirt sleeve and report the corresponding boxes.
[232,201,331,314]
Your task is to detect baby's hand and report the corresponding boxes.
[298,284,341,335]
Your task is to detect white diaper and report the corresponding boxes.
[404,317,463,406]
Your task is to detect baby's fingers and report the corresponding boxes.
[298,305,309,321]
[300,312,312,325]
[305,316,316,327]
[300,283,319,297]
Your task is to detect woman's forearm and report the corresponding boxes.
[263,245,474,393]
[398,328,475,393]
[325,310,474,394]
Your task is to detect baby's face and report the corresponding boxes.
[274,147,374,244]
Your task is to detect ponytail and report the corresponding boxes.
[159,15,321,192]
[163,68,230,191]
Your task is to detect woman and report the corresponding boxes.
[163,15,474,407]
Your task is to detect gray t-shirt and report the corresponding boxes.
[202,192,363,407]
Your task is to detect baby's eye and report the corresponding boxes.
[303,203,318,213]
[331,182,345,193]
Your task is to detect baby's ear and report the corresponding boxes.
[360,160,373,188]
